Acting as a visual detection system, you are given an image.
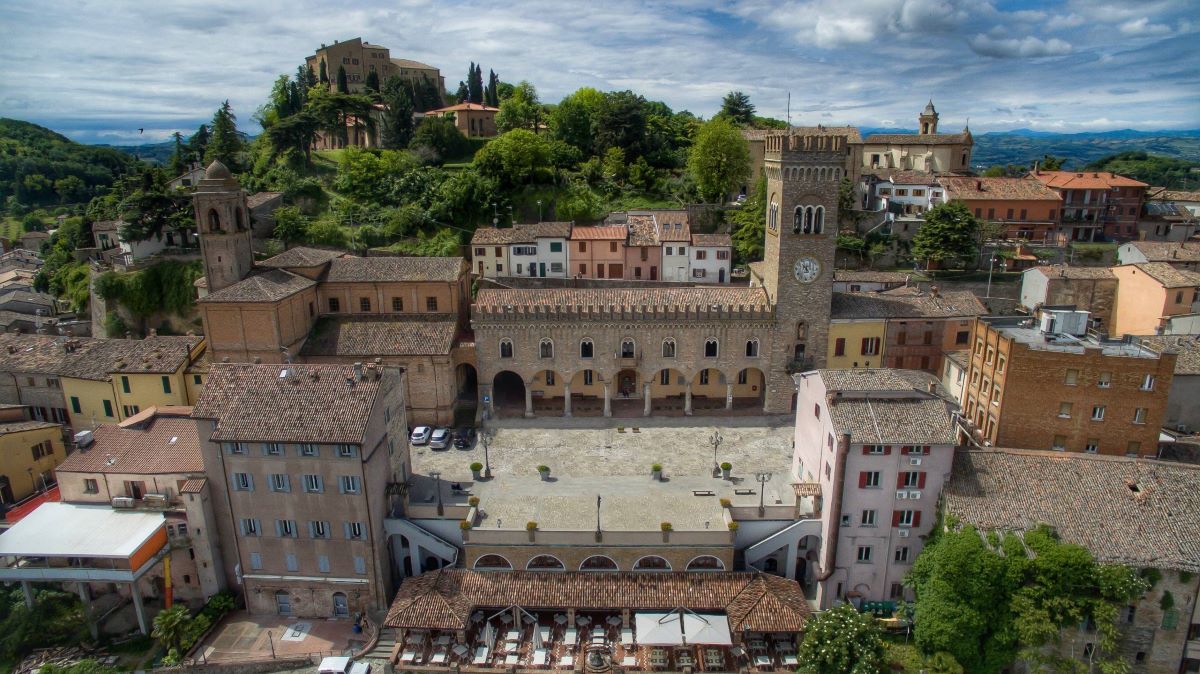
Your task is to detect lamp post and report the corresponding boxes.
[708,430,723,477]
[480,430,493,479]
[985,256,1006,298]
[754,472,772,516]
[507,206,514,226]
[430,470,443,516]
[536,200,543,223]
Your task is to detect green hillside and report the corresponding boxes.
[0,118,139,210]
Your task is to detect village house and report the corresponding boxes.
[0,403,63,506]
[1020,265,1119,330]
[1134,335,1200,434]
[1110,263,1200,336]
[1117,240,1200,272]
[939,175,1063,243]
[1029,169,1148,241]
[425,102,499,138]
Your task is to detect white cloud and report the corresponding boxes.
[968,34,1074,58]
[1119,17,1173,36]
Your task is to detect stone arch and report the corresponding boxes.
[539,338,554,359]
[530,369,565,415]
[579,555,619,571]
[569,368,603,414]
[703,337,719,359]
[692,368,726,410]
[499,338,514,359]
[649,367,688,414]
[526,554,566,571]
[579,337,595,360]
[633,555,672,572]
[474,554,513,571]
[685,555,726,571]
[814,206,825,234]
[661,338,677,359]
[491,371,526,417]
[207,209,220,231]
[456,363,478,403]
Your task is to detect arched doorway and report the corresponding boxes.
[529,370,565,415]
[615,369,639,398]
[649,368,687,415]
[456,364,478,402]
[332,592,349,618]
[691,368,726,414]
[733,367,767,412]
[491,371,526,417]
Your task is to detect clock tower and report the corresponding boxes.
[760,132,845,412]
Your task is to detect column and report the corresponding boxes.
[563,382,572,417]
[524,385,534,418]
[130,582,149,636]
[684,381,693,416]
[726,383,734,410]
[603,382,612,418]
[642,382,651,417]
[77,582,98,640]
[20,581,34,609]
[784,541,800,581]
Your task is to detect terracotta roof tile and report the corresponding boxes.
[626,216,660,247]
[940,176,1062,202]
[0,334,182,381]
[246,192,283,209]
[384,570,810,633]
[179,477,207,494]
[1025,265,1116,280]
[258,246,345,269]
[1148,188,1200,202]
[1131,262,1200,288]
[428,103,499,113]
[198,269,316,304]
[864,132,971,146]
[833,270,911,283]
[1125,241,1200,263]
[831,288,986,319]
[570,226,627,241]
[867,170,940,186]
[944,448,1200,571]
[0,420,59,437]
[300,315,458,357]
[691,233,732,247]
[828,397,956,444]
[56,410,202,475]
[817,368,943,394]
[1030,170,1148,190]
[192,363,388,444]
[109,336,204,375]
[1136,335,1200,375]
[326,256,465,283]
[474,287,770,312]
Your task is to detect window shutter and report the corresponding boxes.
[918,472,927,489]
[862,446,871,455]
[861,337,869,354]
[897,473,906,489]
[892,511,902,527]
[343,522,351,539]
[900,446,910,455]
[884,445,892,455]
[913,511,922,527]
[858,472,868,488]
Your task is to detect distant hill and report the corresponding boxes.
[861,126,1200,171]
[0,118,140,209]
[96,139,176,165]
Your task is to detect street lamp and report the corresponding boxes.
[708,430,723,477]
[986,256,1006,298]
[536,200,543,223]
[430,470,444,516]
[754,472,773,516]
[480,430,493,479]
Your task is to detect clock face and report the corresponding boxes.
[794,257,820,283]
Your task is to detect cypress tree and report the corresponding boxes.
[187,124,209,163]
[455,81,468,103]
[336,65,350,94]
[381,76,415,149]
[364,70,380,94]
[467,62,483,104]
[204,100,242,172]
[486,70,500,106]
[319,58,328,84]
[168,132,186,176]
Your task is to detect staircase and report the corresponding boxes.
[361,625,398,663]
[384,517,460,566]
[742,518,822,566]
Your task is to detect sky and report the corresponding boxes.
[2,0,1198,145]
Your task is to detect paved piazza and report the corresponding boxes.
[409,419,804,531]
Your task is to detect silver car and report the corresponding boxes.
[410,426,432,445]
[429,427,452,450]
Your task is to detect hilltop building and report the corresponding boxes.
[860,101,973,174]
[305,37,444,95]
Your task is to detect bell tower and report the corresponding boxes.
[193,161,253,294]
[761,133,842,412]
[919,100,939,135]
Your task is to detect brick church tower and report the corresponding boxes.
[760,133,844,413]
[193,161,253,294]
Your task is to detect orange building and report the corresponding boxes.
[939,176,1063,243]
[1029,170,1148,241]
[1110,263,1200,336]
[425,103,499,138]
[570,225,628,279]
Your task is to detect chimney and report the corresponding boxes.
[927,380,937,394]
[353,362,364,381]
[125,331,132,340]
[148,328,157,337]
[930,285,940,297]
[1033,160,1040,175]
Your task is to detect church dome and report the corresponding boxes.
[205,160,232,180]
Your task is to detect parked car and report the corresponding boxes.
[454,427,477,449]
[410,426,432,445]
[318,657,370,674]
[429,427,452,450]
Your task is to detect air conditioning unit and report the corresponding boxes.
[896,491,908,500]
[910,491,922,500]
[111,497,135,509]
[143,493,168,507]
[909,457,923,466]
[73,430,94,448]
[897,529,910,538]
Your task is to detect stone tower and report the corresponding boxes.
[919,100,939,135]
[193,161,253,294]
[761,133,843,412]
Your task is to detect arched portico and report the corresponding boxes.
[648,368,690,416]
[490,371,526,418]
[528,369,565,416]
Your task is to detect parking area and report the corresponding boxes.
[197,612,363,663]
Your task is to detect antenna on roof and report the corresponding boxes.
[786,92,791,131]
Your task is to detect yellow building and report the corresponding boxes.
[0,405,64,505]
[827,318,887,369]
[1111,263,1200,336]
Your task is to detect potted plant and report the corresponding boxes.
[720,462,733,480]
[468,495,480,507]
[727,521,739,542]
[459,519,472,540]
[651,463,663,481]
[470,462,484,480]
[661,521,672,542]
[526,521,538,541]
[719,497,732,508]
[537,465,551,481]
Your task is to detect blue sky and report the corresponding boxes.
[2,0,1197,144]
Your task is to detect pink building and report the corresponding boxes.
[569,225,627,279]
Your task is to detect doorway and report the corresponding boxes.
[332,592,349,618]
[275,591,292,616]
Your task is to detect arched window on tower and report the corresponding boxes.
[813,206,824,234]
[580,339,594,359]
[621,339,635,359]
[539,339,553,359]
[662,339,676,358]
[792,206,804,234]
[207,209,220,231]
[499,339,514,359]
[745,339,759,358]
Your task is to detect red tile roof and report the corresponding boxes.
[56,408,202,475]
[384,570,810,633]
[570,226,627,241]
[1029,170,1148,190]
[428,103,500,113]
[940,176,1062,202]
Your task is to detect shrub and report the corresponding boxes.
[526,521,538,531]
[468,496,480,507]
[537,465,550,473]
[1161,590,1175,611]
[719,498,731,507]
[728,522,739,531]
[660,522,673,532]
[651,463,663,472]
[459,520,472,530]
[470,462,483,471]
[720,462,732,471]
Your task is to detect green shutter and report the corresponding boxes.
[162,376,171,394]
[70,397,81,414]
[121,376,130,393]
[1161,608,1179,630]
[102,400,114,417]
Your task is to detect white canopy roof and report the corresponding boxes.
[0,502,164,559]
[634,610,732,646]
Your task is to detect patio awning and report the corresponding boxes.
[635,610,732,646]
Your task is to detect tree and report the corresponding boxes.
[380,76,416,149]
[730,173,766,263]
[186,124,209,164]
[152,605,192,653]
[364,70,380,94]
[204,101,243,171]
[467,62,484,104]
[264,110,319,166]
[409,116,468,165]
[797,603,886,674]
[318,58,328,84]
[485,69,500,107]
[272,206,307,248]
[1039,154,1065,171]
[910,202,980,268]
[551,87,604,156]
[495,81,542,133]
[454,81,468,103]
[687,117,750,202]
[594,90,649,159]
[167,132,186,177]
[719,91,756,126]
[335,65,349,94]
[474,129,552,187]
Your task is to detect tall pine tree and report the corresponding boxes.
[319,58,328,84]
[467,62,483,104]
[455,81,469,103]
[336,65,350,94]
[204,101,242,172]
[380,76,416,149]
[187,124,209,164]
[486,70,500,107]
[168,132,186,176]
[364,70,380,94]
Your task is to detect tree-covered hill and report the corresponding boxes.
[0,118,140,209]
[972,129,1200,171]
[1085,151,1200,189]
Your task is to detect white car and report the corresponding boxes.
[410,426,432,445]
[429,427,452,450]
[318,656,370,674]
